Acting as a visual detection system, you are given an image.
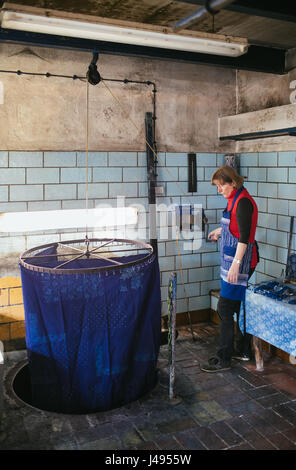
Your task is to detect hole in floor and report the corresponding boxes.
[12,362,97,415]
[12,362,48,413]
[11,362,159,415]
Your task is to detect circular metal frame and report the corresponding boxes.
[19,238,154,274]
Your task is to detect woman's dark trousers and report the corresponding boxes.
[216,268,255,365]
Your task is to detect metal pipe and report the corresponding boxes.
[168,272,177,401]
[173,0,236,31]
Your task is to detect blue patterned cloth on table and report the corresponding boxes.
[239,281,296,356]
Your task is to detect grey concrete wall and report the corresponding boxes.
[237,69,296,114]
[0,43,236,153]
[1,43,295,154]
[234,68,296,153]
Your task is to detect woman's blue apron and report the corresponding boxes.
[220,187,253,301]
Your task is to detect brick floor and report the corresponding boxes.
[1,322,296,451]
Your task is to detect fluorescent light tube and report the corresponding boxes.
[0,10,248,57]
[0,207,138,233]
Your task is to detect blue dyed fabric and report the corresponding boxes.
[20,250,161,413]
[239,283,296,356]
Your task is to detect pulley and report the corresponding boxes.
[87,51,101,85]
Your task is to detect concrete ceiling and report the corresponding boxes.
[0,1,295,74]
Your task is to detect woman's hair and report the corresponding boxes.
[211,165,244,188]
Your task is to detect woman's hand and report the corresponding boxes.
[227,261,240,284]
[227,243,246,283]
[208,227,222,243]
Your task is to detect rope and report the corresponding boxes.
[175,228,196,340]
[99,77,198,339]
[85,79,89,238]
[100,78,194,205]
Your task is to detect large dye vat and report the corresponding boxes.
[19,239,161,414]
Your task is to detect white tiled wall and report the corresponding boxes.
[0,150,223,315]
[239,151,296,284]
[1,150,295,313]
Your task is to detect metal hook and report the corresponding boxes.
[85,235,90,258]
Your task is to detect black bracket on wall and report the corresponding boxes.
[188,153,197,193]
[146,111,158,257]
[187,152,210,237]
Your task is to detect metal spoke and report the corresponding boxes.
[53,252,87,270]
[53,240,122,268]
[90,238,115,252]
[90,252,123,265]
[58,242,85,253]
[91,247,148,255]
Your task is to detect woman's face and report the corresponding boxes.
[214,180,236,198]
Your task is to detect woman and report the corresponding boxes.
[201,165,258,373]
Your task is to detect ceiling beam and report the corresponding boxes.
[286,47,296,72]
[0,28,286,74]
[177,1,296,23]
